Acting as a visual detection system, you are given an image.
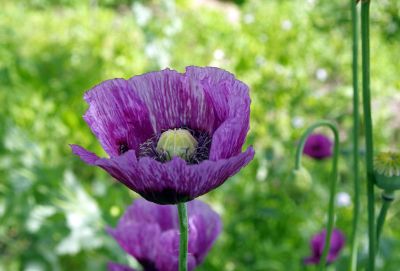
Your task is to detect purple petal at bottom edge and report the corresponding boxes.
[107,262,137,271]
[95,146,254,204]
[71,142,254,204]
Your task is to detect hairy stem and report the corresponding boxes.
[178,202,188,271]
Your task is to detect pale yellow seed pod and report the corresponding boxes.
[156,129,198,161]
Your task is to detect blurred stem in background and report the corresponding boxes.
[178,202,188,271]
[349,0,360,270]
[360,0,376,270]
[294,121,340,271]
[376,190,394,248]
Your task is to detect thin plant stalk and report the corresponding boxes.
[349,0,360,270]
[178,202,188,271]
[294,120,340,271]
[376,190,394,249]
[360,0,376,270]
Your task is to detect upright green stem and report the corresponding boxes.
[360,1,376,270]
[178,202,188,271]
[376,190,394,249]
[350,0,360,270]
[294,120,340,271]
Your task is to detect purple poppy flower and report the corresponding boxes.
[107,198,221,271]
[303,133,333,160]
[304,228,345,265]
[71,66,254,204]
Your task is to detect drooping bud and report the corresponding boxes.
[291,167,312,192]
[156,129,198,161]
[374,152,400,191]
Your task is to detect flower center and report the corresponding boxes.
[156,129,198,161]
[374,151,400,177]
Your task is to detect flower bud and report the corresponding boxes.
[292,167,312,191]
[156,129,198,161]
[374,152,400,191]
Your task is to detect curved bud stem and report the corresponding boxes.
[178,202,188,271]
[376,190,395,250]
[294,120,340,271]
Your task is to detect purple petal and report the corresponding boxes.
[185,66,251,160]
[107,222,161,263]
[303,133,333,160]
[155,230,197,271]
[83,78,153,157]
[96,147,254,204]
[70,144,100,165]
[304,228,346,265]
[303,256,320,265]
[187,200,222,263]
[128,69,217,135]
[107,262,137,271]
[120,199,178,231]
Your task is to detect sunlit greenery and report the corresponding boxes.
[1,0,399,270]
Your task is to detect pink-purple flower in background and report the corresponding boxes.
[303,133,333,160]
[107,199,221,271]
[71,66,254,204]
[304,228,345,265]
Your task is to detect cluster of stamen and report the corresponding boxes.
[137,128,211,164]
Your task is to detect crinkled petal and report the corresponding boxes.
[310,231,325,257]
[107,262,137,271]
[303,256,320,265]
[305,228,345,265]
[155,230,197,271]
[185,66,251,160]
[95,147,254,204]
[83,78,153,157]
[328,229,345,262]
[128,69,217,135]
[187,200,222,263]
[70,144,100,165]
[107,222,161,264]
[121,198,178,231]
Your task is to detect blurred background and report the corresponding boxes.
[1,0,400,270]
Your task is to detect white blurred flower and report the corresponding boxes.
[336,192,351,207]
[243,13,255,24]
[26,205,56,233]
[281,20,293,31]
[316,68,328,82]
[213,49,225,60]
[56,170,102,255]
[132,2,152,26]
[256,159,268,182]
[292,116,304,128]
[25,262,45,271]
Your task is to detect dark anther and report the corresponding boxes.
[119,144,129,155]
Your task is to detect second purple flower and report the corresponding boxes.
[107,199,221,271]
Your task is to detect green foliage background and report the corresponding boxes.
[1,0,399,270]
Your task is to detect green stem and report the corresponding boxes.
[178,202,188,271]
[361,1,376,270]
[294,120,340,271]
[350,0,360,270]
[376,190,394,250]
